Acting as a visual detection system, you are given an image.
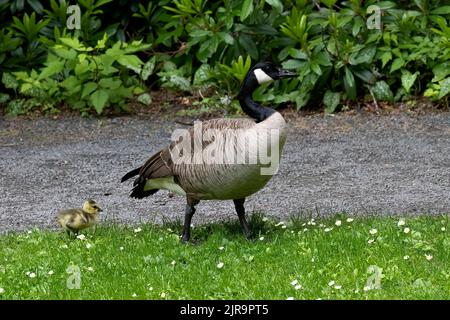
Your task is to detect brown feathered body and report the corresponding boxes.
[123,112,287,200]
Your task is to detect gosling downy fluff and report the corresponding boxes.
[56,199,102,236]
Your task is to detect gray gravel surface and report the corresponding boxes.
[1,112,449,233]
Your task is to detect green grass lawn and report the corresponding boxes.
[0,214,449,300]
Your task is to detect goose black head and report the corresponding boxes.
[251,62,297,84]
[239,62,297,96]
[238,62,297,122]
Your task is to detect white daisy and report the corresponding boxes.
[29,272,36,278]
[403,255,410,260]
[335,220,342,226]
[328,280,335,287]
[171,260,176,266]
[259,236,265,241]
[294,284,302,290]
[48,270,54,275]
[86,243,92,249]
[0,288,4,294]
[324,228,332,232]
[134,227,142,233]
[132,293,137,297]
[161,292,166,298]
[425,254,433,261]
[441,227,446,231]
[76,234,86,240]
[346,218,354,223]
[218,246,225,250]
[403,227,410,234]
[286,297,294,300]
[290,280,298,286]
[334,285,342,290]
[217,262,224,269]
[368,239,375,244]
[369,229,377,235]
[397,219,406,226]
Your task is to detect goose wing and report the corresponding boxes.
[121,118,256,198]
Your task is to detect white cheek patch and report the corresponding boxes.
[254,68,273,84]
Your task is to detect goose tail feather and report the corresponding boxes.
[121,167,141,183]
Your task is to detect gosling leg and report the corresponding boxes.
[233,198,252,239]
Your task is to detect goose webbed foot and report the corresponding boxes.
[233,198,252,239]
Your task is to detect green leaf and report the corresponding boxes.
[99,78,121,90]
[344,67,357,100]
[59,38,91,51]
[218,32,234,45]
[432,62,450,82]
[323,90,341,114]
[381,51,392,68]
[137,93,152,106]
[282,59,304,69]
[90,89,109,114]
[2,73,19,90]
[401,70,419,93]
[390,58,405,73]
[314,52,332,66]
[353,68,376,84]
[193,64,213,86]
[141,56,156,81]
[351,46,377,65]
[27,0,44,14]
[61,76,81,93]
[240,0,253,22]
[438,77,450,99]
[265,0,283,11]
[431,6,450,14]
[82,82,98,99]
[310,63,322,76]
[75,60,90,76]
[288,48,308,60]
[0,93,10,104]
[372,80,394,102]
[352,18,364,37]
[117,55,143,74]
[238,35,258,60]
[39,61,64,80]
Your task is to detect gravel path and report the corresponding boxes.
[1,112,449,233]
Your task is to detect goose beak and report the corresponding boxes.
[277,69,297,79]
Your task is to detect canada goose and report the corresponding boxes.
[56,199,102,237]
[121,62,296,242]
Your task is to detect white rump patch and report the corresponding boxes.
[144,176,186,196]
[254,68,273,84]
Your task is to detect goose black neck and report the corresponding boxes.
[238,84,275,123]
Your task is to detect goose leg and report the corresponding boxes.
[181,197,199,243]
[233,198,252,239]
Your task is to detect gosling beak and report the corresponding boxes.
[277,68,297,79]
[98,208,103,212]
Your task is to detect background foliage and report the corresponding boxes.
[0,0,449,115]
